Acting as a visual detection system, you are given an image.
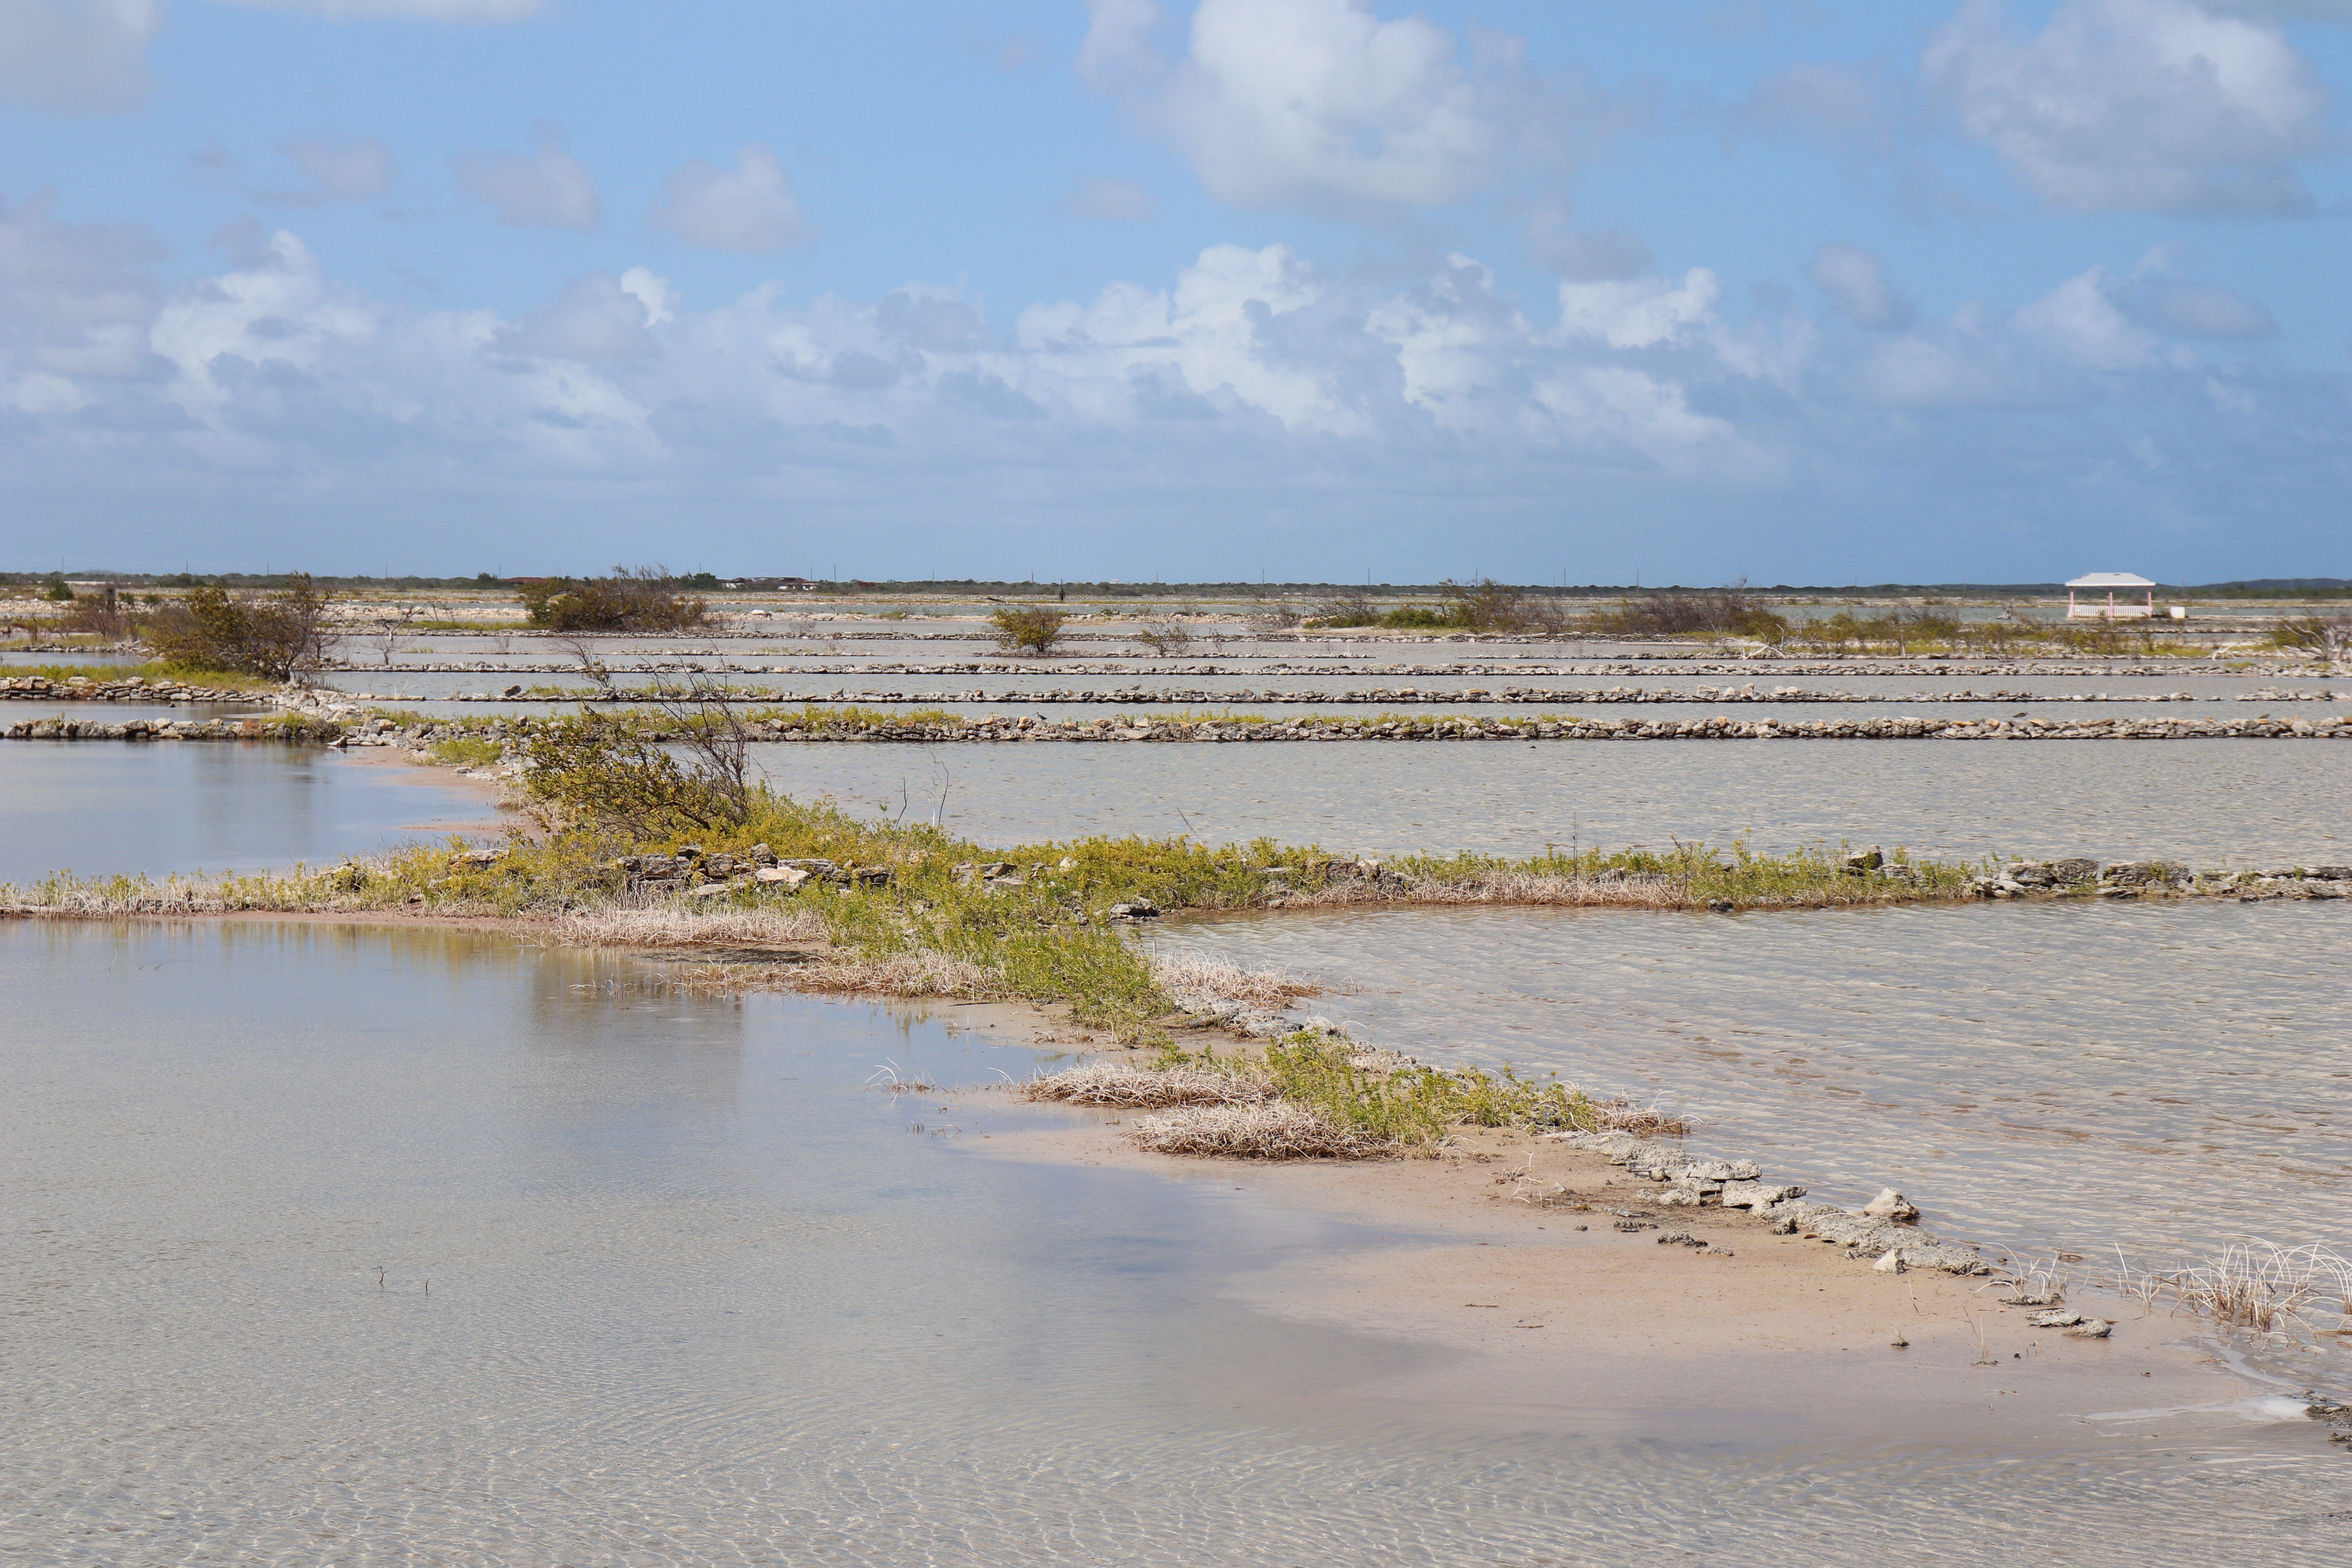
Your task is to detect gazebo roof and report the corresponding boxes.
[2066,572,2156,588]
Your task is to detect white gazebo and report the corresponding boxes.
[2066,572,2157,620]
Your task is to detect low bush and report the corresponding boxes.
[989,606,1067,655]
[140,576,331,681]
[519,566,707,632]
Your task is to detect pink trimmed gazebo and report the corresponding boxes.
[2066,572,2157,620]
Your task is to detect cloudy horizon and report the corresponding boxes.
[4,1,2347,582]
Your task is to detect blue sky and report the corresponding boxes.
[3,1,2348,583]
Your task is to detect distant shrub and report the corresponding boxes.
[519,566,708,632]
[1601,581,1780,641]
[989,606,1067,655]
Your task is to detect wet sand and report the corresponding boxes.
[982,1114,2267,1442]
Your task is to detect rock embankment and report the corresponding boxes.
[12,710,2349,743]
[2,675,252,703]
[710,712,2345,742]
[1970,857,2349,900]
[1546,1129,1999,1277]
[429,683,2339,704]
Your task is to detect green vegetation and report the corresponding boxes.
[988,605,1068,655]
[0,708,1985,1052]
[1251,1036,1628,1145]
[518,566,708,632]
[1307,579,1566,633]
[427,736,504,768]
[14,659,280,691]
[139,576,331,680]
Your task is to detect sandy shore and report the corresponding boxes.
[978,1100,2273,1442]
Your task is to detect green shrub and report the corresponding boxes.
[989,606,1067,655]
[139,576,330,681]
[519,566,707,632]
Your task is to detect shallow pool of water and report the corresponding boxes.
[4,919,2343,1566]
[0,745,508,886]
[1151,900,2352,1283]
[752,738,2346,864]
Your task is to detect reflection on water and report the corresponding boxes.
[0,744,505,884]
[1152,900,2352,1274]
[4,919,2344,1566]
[755,739,2345,863]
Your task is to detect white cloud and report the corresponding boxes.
[1058,175,1159,221]
[1080,0,1494,208]
[148,229,381,423]
[1924,0,2333,216]
[1555,269,1721,349]
[453,125,601,230]
[4,195,2339,572]
[0,0,164,114]
[498,274,664,360]
[1808,244,1917,330]
[264,134,399,206]
[0,187,165,407]
[648,144,808,252]
[2013,265,2161,369]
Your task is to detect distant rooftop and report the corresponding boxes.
[2066,572,2156,588]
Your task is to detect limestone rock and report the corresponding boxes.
[1862,1188,1920,1221]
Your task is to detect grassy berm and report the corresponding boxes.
[2,724,1977,1148]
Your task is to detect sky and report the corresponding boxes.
[2,0,2348,583]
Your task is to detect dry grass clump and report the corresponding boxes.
[551,905,827,948]
[1148,950,1322,1005]
[1024,1063,1274,1108]
[2167,1241,2350,1337]
[785,948,1005,999]
[1128,1103,1394,1159]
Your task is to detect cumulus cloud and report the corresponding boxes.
[0,187,166,407]
[1808,244,1917,330]
[263,134,400,206]
[498,273,667,360]
[0,0,164,114]
[648,144,808,252]
[147,228,381,424]
[6,194,2341,571]
[453,124,601,230]
[1924,0,2334,216]
[1555,269,1722,350]
[1080,0,1497,209]
[1058,174,1159,221]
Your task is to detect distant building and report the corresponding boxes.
[2066,572,2157,620]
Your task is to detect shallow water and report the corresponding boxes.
[1151,900,2352,1280]
[753,738,2347,864]
[5,919,2344,1566]
[0,745,506,886]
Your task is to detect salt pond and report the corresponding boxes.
[0,743,505,886]
[1150,898,2351,1283]
[751,737,2346,864]
[5,918,2345,1566]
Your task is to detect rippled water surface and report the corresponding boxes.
[754,739,2346,863]
[5,920,2346,1566]
[1151,900,2352,1278]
